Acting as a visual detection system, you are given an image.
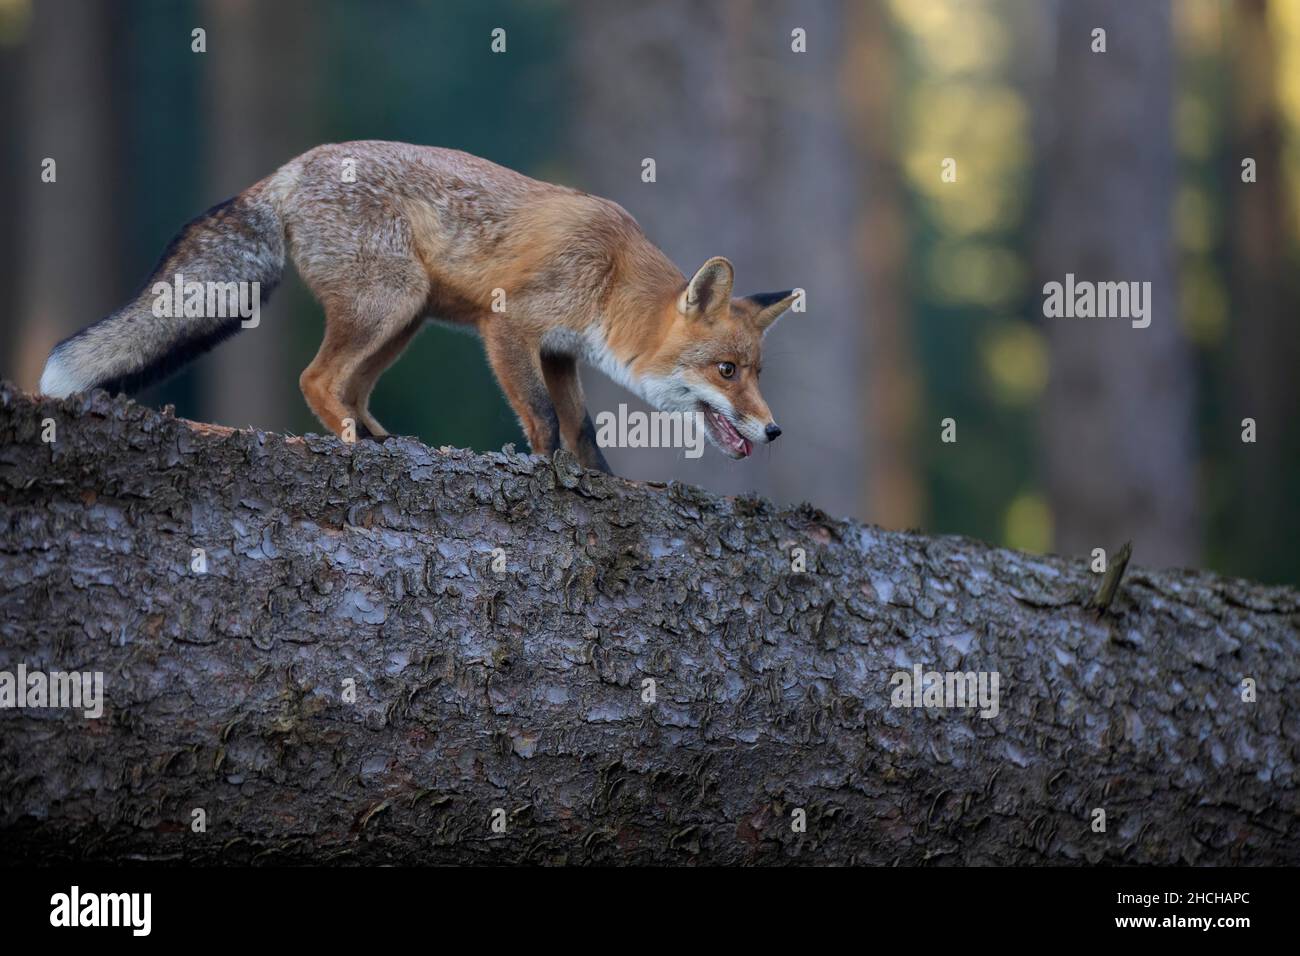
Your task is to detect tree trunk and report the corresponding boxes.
[199,0,319,432]
[569,0,868,521]
[11,0,121,392]
[1226,0,1300,584]
[1,384,1296,865]
[843,0,921,529]
[1037,0,1199,569]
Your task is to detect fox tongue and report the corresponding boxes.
[706,408,751,457]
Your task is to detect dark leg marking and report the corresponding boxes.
[579,412,613,474]
[530,390,562,455]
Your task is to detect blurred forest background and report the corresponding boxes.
[0,0,1296,585]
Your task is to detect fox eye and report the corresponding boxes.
[717,362,736,379]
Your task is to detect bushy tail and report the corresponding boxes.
[39,184,285,397]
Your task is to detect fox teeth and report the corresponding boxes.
[703,407,751,458]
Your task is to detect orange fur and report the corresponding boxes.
[48,140,798,470]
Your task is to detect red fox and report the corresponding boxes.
[39,141,797,474]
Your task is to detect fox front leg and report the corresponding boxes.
[541,352,612,474]
[482,329,561,457]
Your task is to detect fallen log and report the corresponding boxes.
[0,384,1296,864]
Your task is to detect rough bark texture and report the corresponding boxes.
[1,383,1297,866]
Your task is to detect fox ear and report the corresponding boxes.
[745,289,798,333]
[680,256,734,318]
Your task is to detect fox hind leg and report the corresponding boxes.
[344,315,425,439]
[300,288,425,441]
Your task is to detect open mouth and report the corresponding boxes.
[701,405,753,459]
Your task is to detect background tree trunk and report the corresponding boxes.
[199,0,319,431]
[1037,0,1199,569]
[843,0,921,529]
[0,12,22,372]
[1,384,1295,865]
[569,0,868,522]
[1226,0,1300,584]
[10,0,121,392]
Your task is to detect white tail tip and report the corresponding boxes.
[39,353,82,398]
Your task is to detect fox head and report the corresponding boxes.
[640,256,798,459]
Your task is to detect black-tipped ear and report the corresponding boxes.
[746,289,798,333]
[680,257,735,318]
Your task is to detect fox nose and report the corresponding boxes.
[765,423,782,442]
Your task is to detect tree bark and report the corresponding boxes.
[1,383,1296,865]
